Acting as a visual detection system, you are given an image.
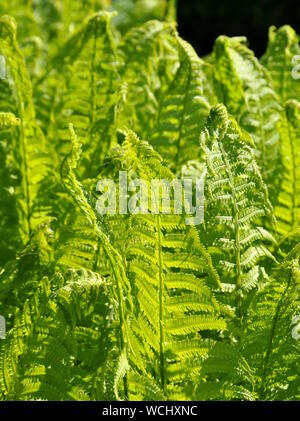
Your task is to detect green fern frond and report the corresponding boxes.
[0,112,21,264]
[0,269,114,400]
[61,0,111,38]
[200,104,276,326]
[112,130,225,398]
[117,20,178,140]
[126,372,164,401]
[213,36,281,197]
[275,100,300,236]
[60,125,134,398]
[150,35,210,169]
[114,350,130,401]
[52,11,120,177]
[195,342,256,401]
[0,111,20,128]
[262,25,300,102]
[242,248,300,400]
[0,16,54,242]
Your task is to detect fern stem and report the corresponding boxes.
[18,119,32,239]
[257,98,267,187]
[107,252,129,398]
[92,238,101,272]
[11,52,34,240]
[219,143,242,324]
[286,108,297,228]
[156,214,165,388]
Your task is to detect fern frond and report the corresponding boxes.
[213,36,281,197]
[242,248,300,400]
[0,269,114,400]
[60,125,134,398]
[0,111,20,128]
[61,0,110,38]
[275,100,300,236]
[117,20,178,140]
[150,35,210,169]
[195,342,256,401]
[262,25,300,102]
[113,130,225,398]
[0,15,54,242]
[200,104,276,325]
[114,350,130,401]
[0,112,21,264]
[52,11,120,177]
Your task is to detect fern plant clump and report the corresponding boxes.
[0,0,299,401]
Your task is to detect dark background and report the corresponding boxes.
[177,0,300,57]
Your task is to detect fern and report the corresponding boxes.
[0,1,299,403]
[194,342,256,400]
[200,104,276,327]
[242,247,300,400]
[150,35,210,170]
[262,25,300,103]
[117,20,178,141]
[53,12,120,175]
[0,112,21,264]
[213,36,282,198]
[275,100,300,236]
[0,269,113,400]
[62,124,132,340]
[110,130,225,399]
[0,16,53,243]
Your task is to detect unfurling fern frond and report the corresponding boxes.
[200,104,276,327]
[275,100,300,236]
[262,25,300,103]
[0,112,20,129]
[213,36,281,198]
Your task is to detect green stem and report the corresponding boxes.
[156,214,165,388]
[219,143,242,324]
